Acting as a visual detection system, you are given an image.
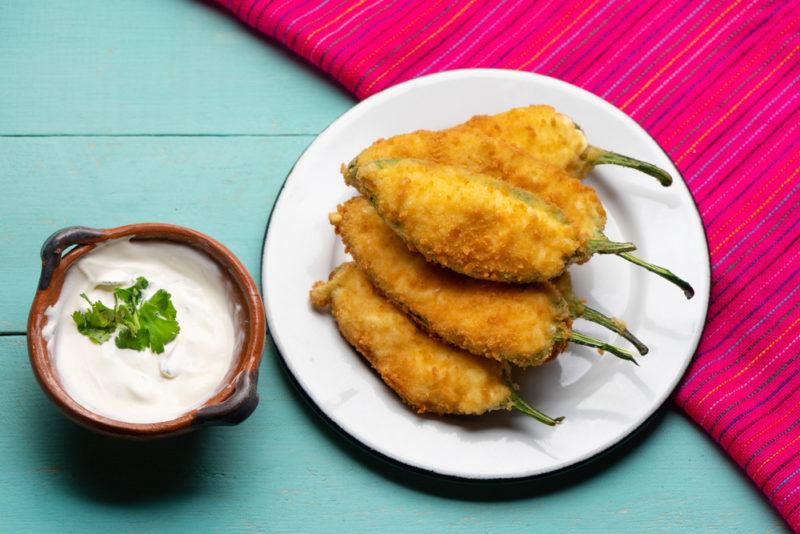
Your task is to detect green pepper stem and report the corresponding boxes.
[580,305,649,355]
[568,331,639,366]
[590,147,673,187]
[508,389,564,426]
[587,239,637,255]
[616,251,695,299]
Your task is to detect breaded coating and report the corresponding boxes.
[345,159,582,283]
[332,198,570,367]
[309,263,514,415]
[550,271,584,316]
[349,127,605,243]
[460,105,592,177]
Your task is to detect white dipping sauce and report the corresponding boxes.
[42,238,241,424]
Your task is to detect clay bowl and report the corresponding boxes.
[27,223,265,439]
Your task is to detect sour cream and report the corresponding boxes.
[42,238,241,424]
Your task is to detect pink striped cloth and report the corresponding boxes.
[218,0,800,527]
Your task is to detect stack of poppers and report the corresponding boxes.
[310,105,693,426]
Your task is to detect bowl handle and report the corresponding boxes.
[38,226,106,290]
[192,370,260,427]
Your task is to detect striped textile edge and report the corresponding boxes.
[217,0,800,528]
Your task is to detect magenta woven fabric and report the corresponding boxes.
[217,0,800,527]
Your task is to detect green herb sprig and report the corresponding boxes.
[72,277,180,354]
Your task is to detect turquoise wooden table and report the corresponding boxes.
[0,2,789,531]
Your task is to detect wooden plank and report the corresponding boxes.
[0,1,788,529]
[0,133,789,531]
[0,334,786,532]
[0,0,354,135]
[0,136,313,331]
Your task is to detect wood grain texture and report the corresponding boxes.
[0,136,312,332]
[0,336,787,532]
[0,0,789,531]
[0,0,353,135]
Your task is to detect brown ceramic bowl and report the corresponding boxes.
[27,223,265,439]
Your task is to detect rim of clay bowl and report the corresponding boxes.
[27,223,265,439]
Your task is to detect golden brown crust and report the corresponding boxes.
[311,263,513,415]
[345,159,581,283]
[460,105,590,177]
[351,127,605,243]
[333,197,569,367]
[544,317,573,364]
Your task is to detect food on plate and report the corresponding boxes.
[331,197,642,366]
[309,262,563,425]
[347,127,693,297]
[347,126,606,243]
[345,158,636,283]
[550,272,648,356]
[311,103,692,425]
[42,238,240,424]
[611,251,694,298]
[461,105,673,186]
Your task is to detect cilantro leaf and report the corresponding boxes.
[72,294,117,344]
[72,277,180,354]
[113,276,148,308]
[115,325,150,352]
[138,289,180,354]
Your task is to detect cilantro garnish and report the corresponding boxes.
[71,276,180,354]
[72,295,116,344]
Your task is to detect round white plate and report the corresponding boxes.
[262,69,710,480]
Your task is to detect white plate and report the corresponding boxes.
[262,69,710,480]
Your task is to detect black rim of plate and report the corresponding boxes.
[258,69,712,483]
